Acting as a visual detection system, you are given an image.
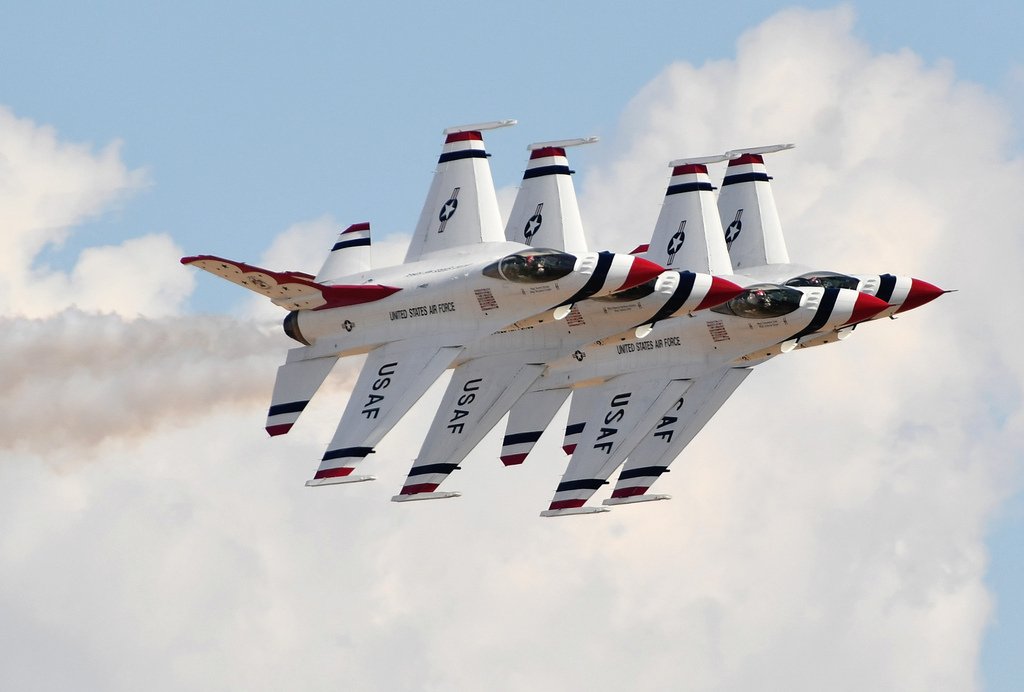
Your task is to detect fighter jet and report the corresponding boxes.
[520,284,885,515]
[182,121,664,486]
[718,145,947,319]
[496,152,902,515]
[391,139,743,502]
[602,146,949,505]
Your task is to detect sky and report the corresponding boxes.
[1,2,1022,690]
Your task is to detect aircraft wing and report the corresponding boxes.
[500,387,572,466]
[392,355,548,500]
[605,366,752,505]
[306,340,463,485]
[181,255,400,310]
[541,375,692,516]
[404,121,514,263]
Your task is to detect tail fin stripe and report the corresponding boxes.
[723,172,771,186]
[523,164,573,179]
[667,181,715,195]
[438,149,488,163]
[331,237,371,251]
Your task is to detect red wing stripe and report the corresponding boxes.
[548,499,586,511]
[314,467,355,479]
[400,483,440,495]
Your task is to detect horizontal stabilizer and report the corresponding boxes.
[500,388,571,465]
[181,255,401,310]
[266,354,338,436]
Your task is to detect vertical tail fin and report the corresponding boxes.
[646,155,733,274]
[404,120,515,262]
[504,137,596,255]
[315,222,371,283]
[717,144,794,269]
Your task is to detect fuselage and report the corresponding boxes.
[533,282,877,388]
[450,270,739,365]
[286,242,661,359]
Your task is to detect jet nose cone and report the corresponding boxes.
[695,276,745,311]
[844,293,889,325]
[617,256,665,291]
[895,278,946,314]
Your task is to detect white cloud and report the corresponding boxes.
[0,311,287,460]
[2,7,1022,692]
[0,106,190,318]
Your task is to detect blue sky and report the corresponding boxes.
[2,3,1021,690]
[7,1,1021,294]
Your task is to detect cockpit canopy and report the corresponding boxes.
[482,248,577,283]
[711,283,803,319]
[785,271,860,291]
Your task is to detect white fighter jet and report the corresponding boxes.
[495,152,901,515]
[391,139,743,502]
[602,145,949,505]
[182,121,664,486]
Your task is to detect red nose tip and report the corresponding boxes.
[844,293,889,325]
[694,276,744,311]
[895,278,946,314]
[617,256,664,291]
